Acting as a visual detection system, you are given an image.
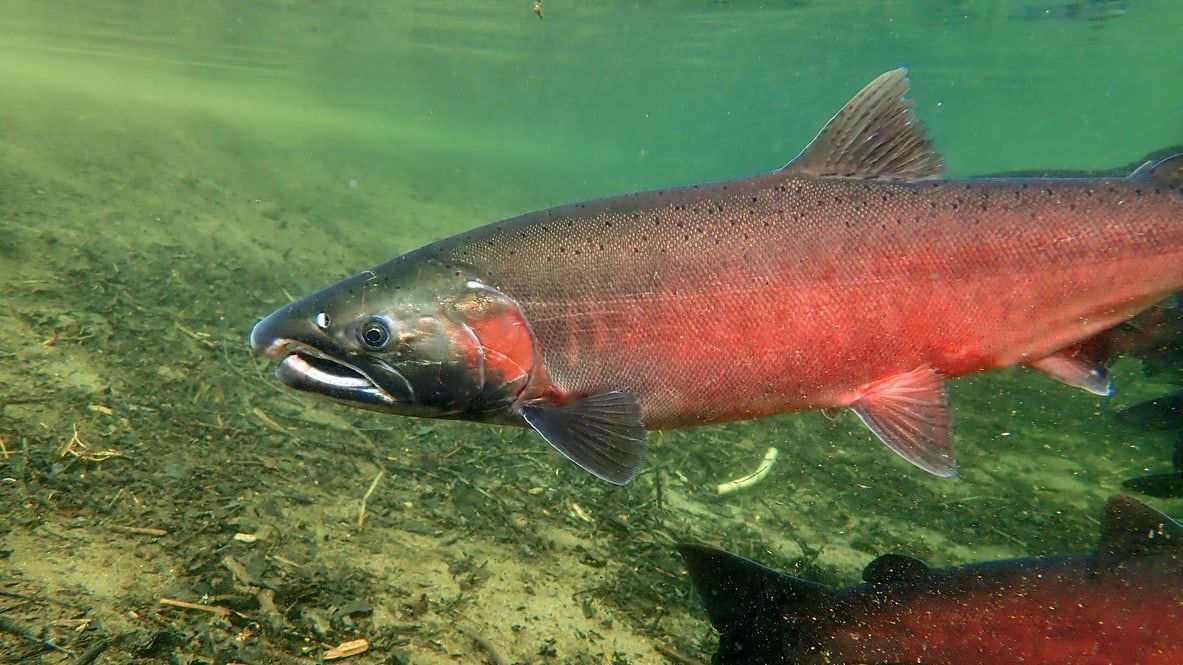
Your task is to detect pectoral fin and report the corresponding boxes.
[850,365,956,477]
[519,390,647,485]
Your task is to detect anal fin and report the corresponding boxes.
[850,365,956,477]
[1026,349,1112,396]
[519,390,647,485]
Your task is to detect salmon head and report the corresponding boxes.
[249,255,538,422]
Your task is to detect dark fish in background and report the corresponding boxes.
[250,69,1183,485]
[1118,389,1183,431]
[1045,302,1183,393]
[679,495,1183,665]
[1095,304,1183,379]
[1011,0,1128,24]
[1104,286,1183,500]
[984,146,1183,180]
[1122,437,1183,498]
[1118,390,1183,498]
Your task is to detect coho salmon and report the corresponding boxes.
[679,495,1183,664]
[250,69,1183,484]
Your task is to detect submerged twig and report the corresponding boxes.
[324,638,369,660]
[0,394,54,406]
[221,555,258,588]
[73,638,110,665]
[158,597,231,618]
[357,469,384,531]
[0,614,74,656]
[386,463,503,507]
[716,447,779,495]
[456,624,509,665]
[251,407,292,437]
[655,644,707,665]
[255,588,287,631]
[0,588,90,611]
[58,423,121,462]
[107,524,168,537]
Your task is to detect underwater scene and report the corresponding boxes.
[3,1,1183,663]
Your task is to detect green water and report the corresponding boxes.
[1,1,1182,663]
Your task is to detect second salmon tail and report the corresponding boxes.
[676,543,831,665]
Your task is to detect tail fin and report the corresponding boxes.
[676,544,833,665]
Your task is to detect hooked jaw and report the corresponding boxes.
[273,352,409,408]
[249,259,541,423]
[249,308,414,409]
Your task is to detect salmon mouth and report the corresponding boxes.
[272,345,413,408]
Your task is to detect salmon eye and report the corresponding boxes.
[360,318,391,350]
[315,312,331,329]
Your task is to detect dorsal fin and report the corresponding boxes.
[1137,153,1183,187]
[782,68,944,181]
[1092,494,1183,572]
[862,553,931,584]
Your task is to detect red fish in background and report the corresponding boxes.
[250,69,1183,484]
[679,495,1183,665]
